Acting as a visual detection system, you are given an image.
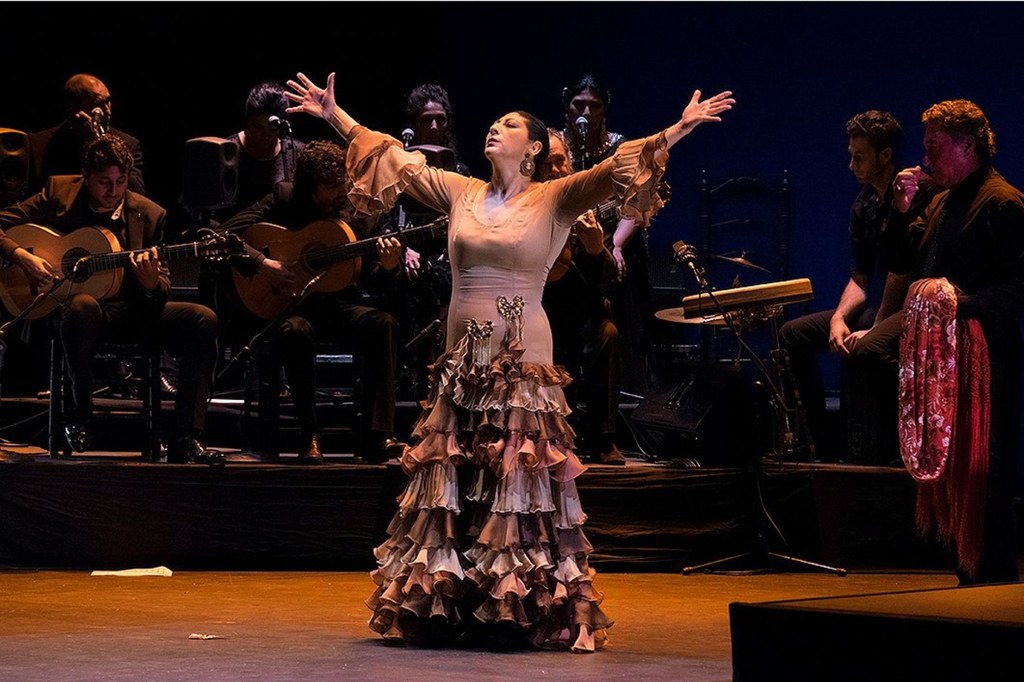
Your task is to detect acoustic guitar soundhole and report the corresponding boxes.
[61,247,93,283]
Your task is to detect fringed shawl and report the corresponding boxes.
[898,277,990,578]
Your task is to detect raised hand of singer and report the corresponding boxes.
[129,247,161,291]
[13,248,57,287]
[285,72,336,123]
[377,236,403,272]
[667,90,736,146]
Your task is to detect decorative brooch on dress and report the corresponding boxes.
[467,318,495,366]
[496,295,525,346]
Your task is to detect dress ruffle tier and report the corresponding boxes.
[366,328,612,652]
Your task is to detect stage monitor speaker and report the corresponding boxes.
[0,128,30,203]
[631,360,765,466]
[183,136,238,209]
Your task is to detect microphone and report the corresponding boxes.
[401,128,415,150]
[672,240,698,264]
[672,240,706,287]
[90,107,109,136]
[296,271,326,300]
[268,115,292,137]
[575,116,588,138]
[72,255,92,273]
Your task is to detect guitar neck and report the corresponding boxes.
[591,181,669,226]
[81,242,206,273]
[593,196,621,225]
[306,218,448,270]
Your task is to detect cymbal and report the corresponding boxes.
[712,254,771,274]
[654,307,727,326]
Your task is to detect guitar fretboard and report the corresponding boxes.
[78,242,207,273]
[304,218,448,271]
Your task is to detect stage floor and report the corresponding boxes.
[0,570,958,682]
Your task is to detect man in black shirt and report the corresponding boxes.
[778,110,935,462]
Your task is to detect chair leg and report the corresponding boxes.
[48,337,70,459]
[142,346,162,460]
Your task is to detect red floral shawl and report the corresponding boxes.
[898,278,990,578]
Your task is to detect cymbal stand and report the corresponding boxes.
[675,249,845,576]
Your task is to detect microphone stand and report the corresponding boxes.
[217,270,326,382]
[676,251,846,577]
[217,271,327,456]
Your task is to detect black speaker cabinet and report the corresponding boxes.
[183,136,239,209]
[631,360,765,466]
[0,128,30,202]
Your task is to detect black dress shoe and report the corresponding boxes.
[64,418,93,453]
[297,432,324,465]
[167,437,226,467]
[362,437,406,464]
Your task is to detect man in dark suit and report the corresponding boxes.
[0,135,220,465]
[28,73,145,195]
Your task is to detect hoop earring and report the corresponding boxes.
[520,154,535,178]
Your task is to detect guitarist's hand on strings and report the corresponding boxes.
[129,247,161,291]
[258,258,297,288]
[377,236,403,272]
[12,248,58,287]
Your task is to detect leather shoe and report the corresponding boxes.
[168,436,226,467]
[159,373,177,397]
[64,418,93,453]
[297,432,324,465]
[362,436,405,464]
[596,443,626,466]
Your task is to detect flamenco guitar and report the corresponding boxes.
[232,217,449,320]
[0,224,242,320]
[547,181,672,283]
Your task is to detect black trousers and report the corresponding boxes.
[777,306,900,462]
[60,294,218,438]
[257,294,399,455]
[546,301,621,448]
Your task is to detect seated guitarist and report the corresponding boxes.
[217,140,405,464]
[0,135,222,465]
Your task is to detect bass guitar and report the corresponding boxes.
[0,224,242,320]
[232,216,449,319]
[547,180,672,283]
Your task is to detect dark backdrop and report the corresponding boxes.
[2,2,1023,411]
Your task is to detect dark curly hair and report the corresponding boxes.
[845,110,902,156]
[81,134,133,173]
[922,99,996,161]
[405,83,460,159]
[294,140,346,195]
